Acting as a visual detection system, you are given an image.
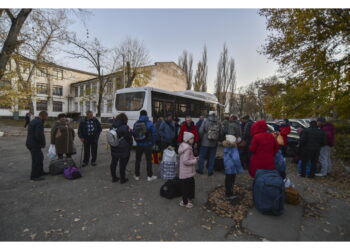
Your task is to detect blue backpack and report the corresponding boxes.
[253,169,284,216]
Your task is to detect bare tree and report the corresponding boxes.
[115,37,150,88]
[178,50,193,90]
[215,43,236,116]
[193,45,208,92]
[9,9,71,112]
[0,9,32,80]
[67,36,117,117]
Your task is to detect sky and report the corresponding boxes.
[57,9,279,93]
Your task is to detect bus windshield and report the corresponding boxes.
[115,92,145,111]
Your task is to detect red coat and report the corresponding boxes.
[177,122,199,143]
[279,125,291,145]
[249,120,279,178]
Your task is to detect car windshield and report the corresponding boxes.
[115,92,145,111]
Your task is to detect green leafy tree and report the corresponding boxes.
[259,9,350,118]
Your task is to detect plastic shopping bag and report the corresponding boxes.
[47,144,57,160]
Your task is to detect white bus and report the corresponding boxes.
[112,87,221,128]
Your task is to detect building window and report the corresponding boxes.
[74,86,79,97]
[52,85,63,96]
[18,99,31,110]
[106,82,112,94]
[53,101,63,112]
[36,100,48,111]
[91,83,97,94]
[80,102,83,113]
[37,83,48,95]
[36,67,47,77]
[92,101,97,113]
[21,62,30,74]
[85,101,90,112]
[107,100,112,113]
[55,69,64,80]
[74,102,78,112]
[80,85,84,96]
[86,83,91,95]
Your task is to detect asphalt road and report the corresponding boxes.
[0,131,349,241]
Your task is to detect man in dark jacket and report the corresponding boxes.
[159,113,176,152]
[299,120,327,178]
[78,111,102,167]
[224,115,242,138]
[133,110,157,181]
[26,111,48,181]
[240,115,254,169]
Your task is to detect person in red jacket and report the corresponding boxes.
[249,120,280,178]
[279,119,291,157]
[178,116,199,154]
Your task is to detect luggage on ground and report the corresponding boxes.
[214,156,224,172]
[253,169,284,216]
[160,178,182,199]
[285,187,300,205]
[49,158,76,175]
[160,147,178,180]
[63,166,82,180]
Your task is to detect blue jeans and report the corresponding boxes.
[198,146,217,173]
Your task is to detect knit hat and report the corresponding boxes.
[183,131,194,142]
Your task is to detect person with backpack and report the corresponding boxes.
[159,113,176,152]
[196,115,205,130]
[223,135,244,200]
[316,117,335,177]
[224,115,242,138]
[299,120,327,178]
[108,113,133,184]
[51,113,76,159]
[78,111,102,167]
[26,111,48,181]
[133,110,157,181]
[178,132,198,208]
[248,120,280,178]
[197,111,222,176]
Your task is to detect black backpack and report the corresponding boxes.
[160,178,182,199]
[133,121,149,141]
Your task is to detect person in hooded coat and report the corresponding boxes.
[279,119,291,157]
[110,113,133,183]
[51,113,76,159]
[248,120,280,178]
[177,116,199,155]
[178,131,198,209]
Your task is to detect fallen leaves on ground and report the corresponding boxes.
[205,182,253,234]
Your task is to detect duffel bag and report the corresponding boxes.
[49,158,76,175]
[160,178,182,199]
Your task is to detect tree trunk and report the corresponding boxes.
[0,9,32,80]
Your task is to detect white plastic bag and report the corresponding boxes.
[284,178,295,188]
[47,144,57,160]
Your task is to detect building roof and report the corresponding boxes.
[70,62,184,86]
[17,55,98,76]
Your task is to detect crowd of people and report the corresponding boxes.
[25,109,335,210]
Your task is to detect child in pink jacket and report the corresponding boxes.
[178,131,198,208]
